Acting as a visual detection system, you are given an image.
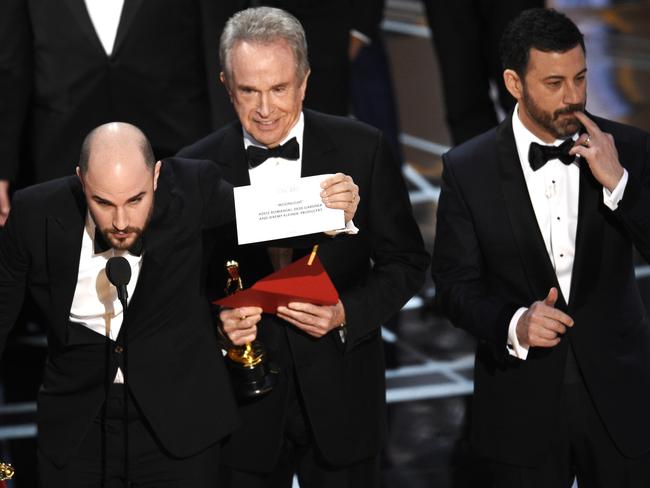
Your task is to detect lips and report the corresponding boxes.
[254,119,279,130]
[111,231,135,241]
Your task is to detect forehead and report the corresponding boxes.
[84,148,152,200]
[230,39,298,85]
[526,45,586,77]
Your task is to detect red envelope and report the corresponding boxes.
[214,254,339,313]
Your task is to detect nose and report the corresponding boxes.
[257,92,272,117]
[563,81,583,105]
[113,206,128,231]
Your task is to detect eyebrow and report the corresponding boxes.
[237,82,289,91]
[127,192,146,202]
[91,191,146,205]
[543,68,587,81]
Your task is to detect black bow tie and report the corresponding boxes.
[246,137,300,168]
[94,230,143,256]
[528,138,576,171]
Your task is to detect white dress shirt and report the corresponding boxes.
[507,105,628,359]
[69,213,143,381]
[244,114,305,186]
[84,0,124,56]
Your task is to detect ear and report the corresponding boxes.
[503,69,523,101]
[220,71,233,100]
[153,161,162,191]
[299,69,311,101]
[76,167,84,188]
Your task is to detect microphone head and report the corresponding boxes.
[106,256,132,287]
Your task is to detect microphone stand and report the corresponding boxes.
[116,290,129,488]
[106,256,131,488]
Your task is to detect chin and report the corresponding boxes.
[109,237,136,251]
[253,132,282,147]
[558,122,580,137]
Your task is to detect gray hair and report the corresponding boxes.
[220,7,309,84]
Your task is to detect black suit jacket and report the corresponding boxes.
[0,0,234,184]
[432,114,650,465]
[178,109,429,471]
[0,158,239,467]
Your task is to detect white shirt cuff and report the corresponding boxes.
[602,169,628,210]
[351,29,371,45]
[327,220,359,236]
[507,307,529,360]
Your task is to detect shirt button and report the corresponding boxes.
[115,345,124,354]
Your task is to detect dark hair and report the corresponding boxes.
[78,122,156,175]
[500,8,585,76]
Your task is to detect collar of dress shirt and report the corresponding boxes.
[84,0,125,56]
[512,104,579,175]
[242,112,305,160]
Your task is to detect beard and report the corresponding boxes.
[93,200,153,251]
[522,87,585,139]
[101,225,145,250]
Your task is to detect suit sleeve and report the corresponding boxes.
[0,191,30,356]
[340,133,429,349]
[198,159,236,229]
[431,155,519,355]
[613,132,650,263]
[0,0,32,181]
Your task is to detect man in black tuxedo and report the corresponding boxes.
[0,5,236,476]
[179,7,429,487]
[0,0,242,224]
[432,8,650,487]
[0,123,243,486]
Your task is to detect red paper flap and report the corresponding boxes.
[215,254,339,313]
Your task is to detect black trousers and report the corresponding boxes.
[38,384,220,488]
[484,379,650,488]
[422,0,543,144]
[219,376,380,488]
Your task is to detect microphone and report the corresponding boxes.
[106,256,131,304]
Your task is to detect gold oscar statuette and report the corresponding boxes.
[0,462,15,488]
[222,260,278,399]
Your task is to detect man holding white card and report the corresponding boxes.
[178,6,428,487]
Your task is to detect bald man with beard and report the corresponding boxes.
[0,122,239,486]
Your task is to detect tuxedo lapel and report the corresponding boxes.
[567,163,604,310]
[217,123,251,187]
[496,118,566,307]
[46,179,86,338]
[300,111,338,178]
[117,160,180,339]
[64,0,104,54]
[112,0,144,57]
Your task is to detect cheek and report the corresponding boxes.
[230,97,252,116]
[88,205,112,228]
